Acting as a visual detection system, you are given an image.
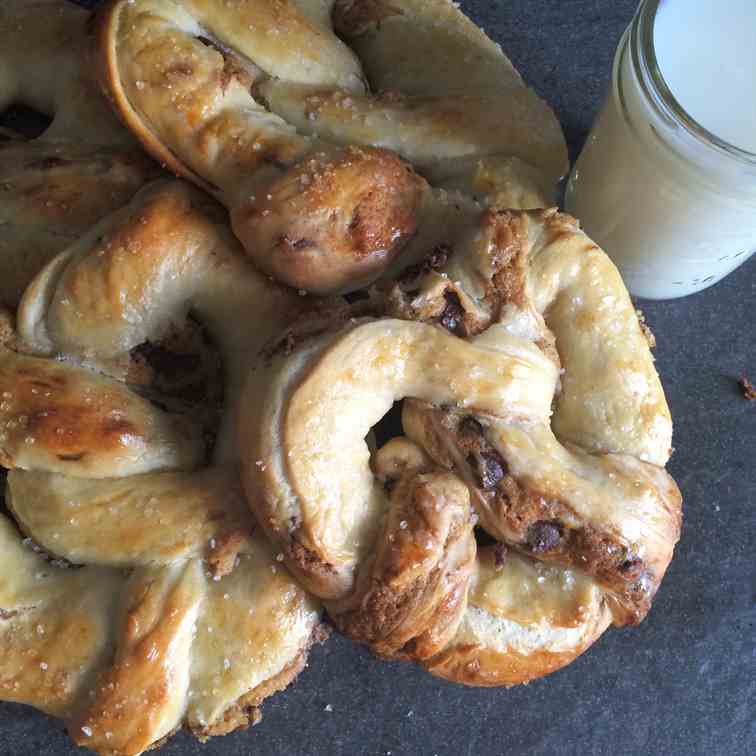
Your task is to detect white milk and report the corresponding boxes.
[566,0,756,300]
[655,0,756,154]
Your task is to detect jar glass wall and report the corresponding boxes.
[565,0,756,300]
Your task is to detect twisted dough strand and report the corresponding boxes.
[96,0,566,293]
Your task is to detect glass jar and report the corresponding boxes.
[565,0,756,300]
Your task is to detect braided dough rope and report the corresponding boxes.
[0,181,323,754]
[0,0,159,306]
[388,209,679,614]
[238,214,681,684]
[95,0,567,294]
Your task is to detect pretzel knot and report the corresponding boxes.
[239,208,682,686]
[95,0,567,294]
[0,181,323,753]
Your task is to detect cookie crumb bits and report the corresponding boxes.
[739,374,756,400]
[635,309,656,348]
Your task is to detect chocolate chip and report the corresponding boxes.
[480,452,505,489]
[131,341,200,380]
[398,244,451,284]
[467,451,506,490]
[439,291,464,335]
[619,557,644,578]
[290,237,316,250]
[279,235,316,251]
[526,521,562,553]
[27,156,69,171]
[459,416,484,436]
[383,477,398,495]
[493,543,508,570]
[427,244,450,270]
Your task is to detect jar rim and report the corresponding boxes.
[633,0,756,166]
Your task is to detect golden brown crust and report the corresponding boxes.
[402,402,679,626]
[0,182,322,753]
[230,146,425,294]
[0,349,203,478]
[240,189,681,683]
[0,0,681,723]
[240,316,614,685]
[424,640,597,688]
[190,622,330,741]
[330,462,476,661]
[0,2,158,307]
[94,1,215,193]
[95,0,568,295]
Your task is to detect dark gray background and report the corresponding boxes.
[1,1,754,754]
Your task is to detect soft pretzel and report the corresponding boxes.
[95,0,567,294]
[238,208,681,684]
[0,1,159,306]
[0,181,323,754]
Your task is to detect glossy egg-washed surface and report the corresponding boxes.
[0,181,322,753]
[240,209,680,685]
[96,0,566,293]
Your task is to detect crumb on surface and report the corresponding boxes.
[635,309,656,348]
[739,374,756,400]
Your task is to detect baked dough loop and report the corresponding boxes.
[0,181,322,754]
[96,0,568,294]
[239,210,682,686]
[0,1,160,307]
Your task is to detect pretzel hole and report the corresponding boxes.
[372,401,404,451]
[127,317,224,458]
[344,290,371,304]
[0,104,51,140]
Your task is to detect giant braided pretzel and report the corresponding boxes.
[0,181,324,753]
[95,0,568,294]
[0,0,159,307]
[0,0,683,750]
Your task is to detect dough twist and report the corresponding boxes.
[95,0,567,294]
[0,181,322,754]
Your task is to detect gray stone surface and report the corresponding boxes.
[1,1,754,755]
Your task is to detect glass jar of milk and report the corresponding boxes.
[565,0,756,299]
